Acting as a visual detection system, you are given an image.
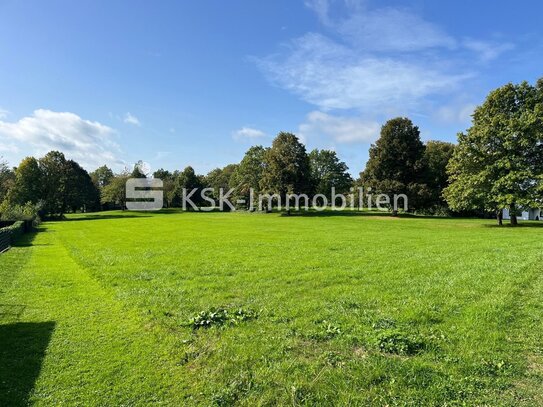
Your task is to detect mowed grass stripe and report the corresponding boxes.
[0,225,188,406]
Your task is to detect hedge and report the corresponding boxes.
[0,221,25,252]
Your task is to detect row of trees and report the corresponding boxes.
[360,117,455,213]
[1,78,541,224]
[100,133,356,210]
[0,128,459,218]
[0,151,99,219]
[94,130,452,213]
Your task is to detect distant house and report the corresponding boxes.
[503,208,542,221]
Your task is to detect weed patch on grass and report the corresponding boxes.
[187,307,259,330]
[373,329,426,356]
[211,372,256,406]
[371,317,397,330]
[304,321,342,341]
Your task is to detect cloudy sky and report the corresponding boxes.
[0,0,542,175]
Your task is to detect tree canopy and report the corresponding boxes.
[260,132,312,198]
[309,149,353,199]
[444,80,543,225]
[360,117,429,212]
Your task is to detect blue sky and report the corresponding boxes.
[0,0,542,176]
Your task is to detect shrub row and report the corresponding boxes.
[0,221,25,252]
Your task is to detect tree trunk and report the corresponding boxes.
[509,204,518,226]
[496,209,503,226]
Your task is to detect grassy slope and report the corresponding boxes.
[1,210,542,405]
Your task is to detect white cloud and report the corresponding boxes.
[0,143,19,153]
[124,112,141,126]
[337,6,457,52]
[462,39,514,62]
[256,33,468,112]
[304,0,331,25]
[256,1,510,115]
[299,111,380,143]
[0,109,122,169]
[232,126,266,140]
[0,108,9,119]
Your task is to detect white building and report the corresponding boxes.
[502,208,541,221]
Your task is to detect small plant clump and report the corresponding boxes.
[374,329,425,356]
[306,320,342,341]
[188,307,259,330]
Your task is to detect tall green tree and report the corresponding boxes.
[0,158,15,204]
[153,169,176,208]
[101,172,130,210]
[309,149,353,200]
[64,160,100,212]
[5,156,43,207]
[444,80,543,226]
[39,151,72,215]
[205,164,238,201]
[90,165,114,189]
[360,118,429,212]
[171,166,204,208]
[229,146,267,208]
[424,141,456,210]
[131,161,148,178]
[260,132,312,202]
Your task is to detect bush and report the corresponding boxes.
[0,220,25,251]
[0,201,42,226]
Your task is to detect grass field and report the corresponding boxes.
[1,210,543,406]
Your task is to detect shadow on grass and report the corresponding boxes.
[63,213,152,221]
[0,321,55,407]
[278,210,460,219]
[483,222,543,228]
[11,230,43,248]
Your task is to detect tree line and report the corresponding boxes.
[1,78,542,225]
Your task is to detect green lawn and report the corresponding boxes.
[1,210,542,406]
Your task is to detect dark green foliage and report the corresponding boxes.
[229,146,268,208]
[152,169,177,208]
[38,151,68,215]
[424,141,456,210]
[360,118,430,211]
[90,165,114,189]
[309,149,353,199]
[3,157,42,207]
[131,161,148,178]
[0,158,15,204]
[3,152,99,216]
[260,132,312,198]
[152,168,172,181]
[64,160,100,212]
[0,220,26,251]
[445,79,543,225]
[0,202,42,223]
[100,173,130,209]
[170,166,205,208]
[205,164,238,202]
